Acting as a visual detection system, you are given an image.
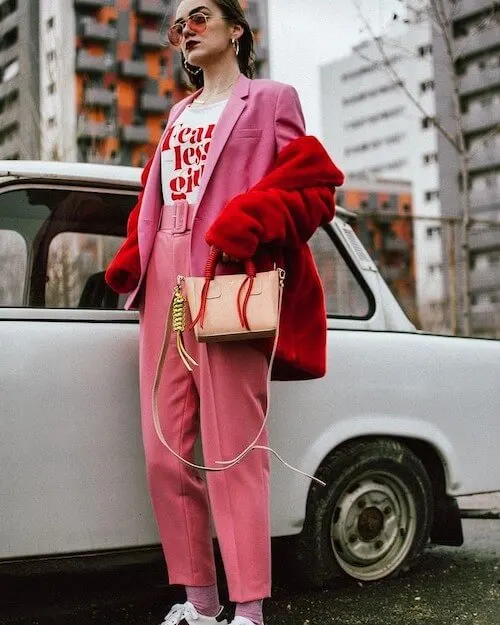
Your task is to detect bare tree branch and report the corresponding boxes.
[352,0,460,151]
[453,3,499,59]
[469,124,500,158]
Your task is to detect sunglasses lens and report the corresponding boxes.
[167,25,182,46]
[189,13,208,33]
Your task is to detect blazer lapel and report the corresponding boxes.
[195,75,251,210]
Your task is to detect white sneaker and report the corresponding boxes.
[229,618,261,625]
[160,601,228,625]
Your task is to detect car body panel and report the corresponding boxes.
[1,161,499,562]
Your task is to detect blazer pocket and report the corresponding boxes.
[232,128,262,139]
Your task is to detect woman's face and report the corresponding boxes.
[174,0,241,68]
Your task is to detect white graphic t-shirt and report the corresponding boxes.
[161,99,228,205]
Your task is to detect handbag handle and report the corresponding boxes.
[190,247,257,332]
[204,246,256,280]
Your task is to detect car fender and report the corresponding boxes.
[272,414,460,536]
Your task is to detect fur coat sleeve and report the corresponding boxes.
[104,156,153,293]
[205,136,345,258]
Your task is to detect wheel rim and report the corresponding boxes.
[330,470,417,581]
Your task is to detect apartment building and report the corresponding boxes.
[0,0,40,160]
[39,0,269,167]
[320,18,444,327]
[433,0,500,335]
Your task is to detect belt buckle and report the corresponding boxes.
[173,204,188,233]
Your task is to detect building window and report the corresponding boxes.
[424,190,439,202]
[426,226,441,238]
[423,153,438,165]
[47,50,56,62]
[46,16,54,30]
[422,116,433,129]
[48,82,56,95]
[418,44,433,57]
[48,117,56,128]
[420,80,435,93]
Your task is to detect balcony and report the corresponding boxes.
[80,18,117,42]
[470,188,500,213]
[77,119,116,140]
[140,93,171,113]
[452,0,496,21]
[459,67,500,96]
[380,265,407,282]
[471,308,500,333]
[74,0,114,9]
[462,106,500,135]
[121,124,150,144]
[470,265,500,293]
[0,76,19,102]
[381,237,409,255]
[84,87,115,107]
[135,0,165,18]
[469,227,500,253]
[120,59,149,79]
[0,136,19,159]
[76,49,107,73]
[454,24,500,59]
[137,28,163,49]
[0,106,19,132]
[468,144,500,172]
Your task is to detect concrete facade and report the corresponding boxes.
[433,0,500,336]
[0,0,40,160]
[320,18,444,327]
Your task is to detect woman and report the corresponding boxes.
[105,1,344,624]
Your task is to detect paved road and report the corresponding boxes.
[1,519,499,625]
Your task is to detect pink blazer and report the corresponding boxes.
[125,74,305,310]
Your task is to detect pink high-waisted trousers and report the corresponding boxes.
[138,201,271,602]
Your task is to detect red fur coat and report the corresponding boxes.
[105,136,344,380]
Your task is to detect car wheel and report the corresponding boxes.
[296,438,433,587]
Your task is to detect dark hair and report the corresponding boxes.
[180,0,256,89]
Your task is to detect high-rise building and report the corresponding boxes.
[0,0,40,160]
[433,0,500,335]
[38,0,269,167]
[320,17,444,327]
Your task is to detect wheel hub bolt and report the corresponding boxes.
[375,540,383,549]
[349,534,358,544]
[383,506,392,515]
[357,499,366,509]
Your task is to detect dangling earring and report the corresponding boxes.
[231,37,240,56]
[183,57,202,76]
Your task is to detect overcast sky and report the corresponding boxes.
[268,0,402,137]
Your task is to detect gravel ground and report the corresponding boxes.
[1,519,499,625]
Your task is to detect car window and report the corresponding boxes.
[46,232,125,309]
[309,226,370,318]
[0,187,137,309]
[0,229,27,306]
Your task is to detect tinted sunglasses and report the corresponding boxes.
[168,12,210,47]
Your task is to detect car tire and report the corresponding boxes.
[296,438,433,587]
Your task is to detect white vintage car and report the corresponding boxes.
[0,161,499,587]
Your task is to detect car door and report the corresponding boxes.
[0,181,159,560]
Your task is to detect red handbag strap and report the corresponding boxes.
[205,247,256,279]
[190,248,257,330]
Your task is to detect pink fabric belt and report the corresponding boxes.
[159,201,195,233]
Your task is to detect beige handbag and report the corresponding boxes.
[184,247,285,343]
